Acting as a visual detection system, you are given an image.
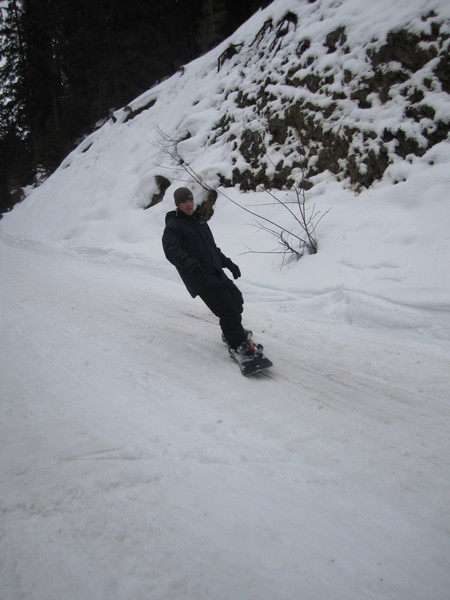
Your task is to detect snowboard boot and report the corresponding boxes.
[229,339,263,361]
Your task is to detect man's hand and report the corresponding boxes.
[226,260,241,280]
[182,256,203,274]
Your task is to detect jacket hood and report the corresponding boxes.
[165,210,177,224]
[165,209,199,224]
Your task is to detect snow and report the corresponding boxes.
[1,0,450,598]
[2,239,449,600]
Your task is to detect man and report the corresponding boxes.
[162,187,260,357]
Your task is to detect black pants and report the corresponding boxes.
[199,278,246,348]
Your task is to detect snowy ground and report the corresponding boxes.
[1,235,449,600]
[1,0,450,596]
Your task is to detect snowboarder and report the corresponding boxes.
[162,187,259,358]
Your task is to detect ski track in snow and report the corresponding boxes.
[1,238,450,600]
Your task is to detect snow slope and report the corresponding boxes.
[1,238,450,600]
[1,0,450,597]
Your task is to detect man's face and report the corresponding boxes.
[178,197,195,216]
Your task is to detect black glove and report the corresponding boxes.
[182,256,203,274]
[226,260,241,280]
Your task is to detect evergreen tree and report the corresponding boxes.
[0,0,33,211]
[20,0,70,170]
[197,0,228,52]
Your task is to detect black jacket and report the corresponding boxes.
[162,209,233,297]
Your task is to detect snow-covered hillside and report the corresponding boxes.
[1,0,449,340]
[1,0,450,598]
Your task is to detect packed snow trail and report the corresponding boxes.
[1,238,449,600]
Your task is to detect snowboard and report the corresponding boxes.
[229,347,273,376]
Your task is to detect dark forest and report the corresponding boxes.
[0,0,271,213]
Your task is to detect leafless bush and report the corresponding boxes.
[157,128,330,266]
[252,182,330,266]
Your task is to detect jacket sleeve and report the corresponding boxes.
[162,222,188,268]
[217,248,232,268]
[202,222,231,268]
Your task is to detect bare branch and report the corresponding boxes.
[156,127,331,265]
